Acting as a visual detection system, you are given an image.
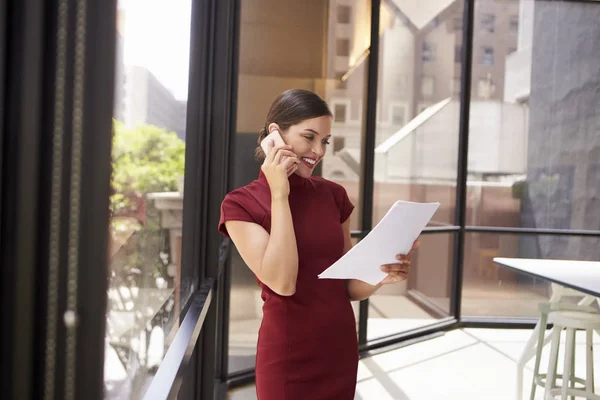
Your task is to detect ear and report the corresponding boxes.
[268,122,282,134]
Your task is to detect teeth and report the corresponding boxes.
[302,158,316,165]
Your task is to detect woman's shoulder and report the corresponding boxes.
[222,179,264,206]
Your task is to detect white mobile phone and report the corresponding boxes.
[260,130,288,163]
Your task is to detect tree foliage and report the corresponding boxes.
[110,121,185,215]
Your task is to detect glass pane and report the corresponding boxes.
[461,232,600,318]
[105,1,192,398]
[467,0,600,232]
[367,233,454,341]
[229,0,370,374]
[372,0,466,228]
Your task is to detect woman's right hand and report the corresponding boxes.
[261,140,299,198]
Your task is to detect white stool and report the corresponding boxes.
[537,311,600,400]
[518,285,600,400]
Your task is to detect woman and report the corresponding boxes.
[218,89,418,399]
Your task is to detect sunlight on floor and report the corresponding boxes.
[228,328,600,400]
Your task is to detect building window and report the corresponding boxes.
[481,13,495,33]
[482,47,494,65]
[336,39,350,57]
[333,136,346,153]
[334,71,347,89]
[390,104,407,126]
[422,41,436,62]
[453,17,462,31]
[421,76,435,97]
[337,5,351,24]
[478,77,495,99]
[455,45,462,64]
[510,16,519,33]
[334,103,348,122]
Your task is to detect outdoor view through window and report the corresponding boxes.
[104,0,192,398]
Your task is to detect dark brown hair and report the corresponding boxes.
[255,89,332,160]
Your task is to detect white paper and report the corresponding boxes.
[318,200,440,285]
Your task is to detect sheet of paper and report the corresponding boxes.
[318,200,440,285]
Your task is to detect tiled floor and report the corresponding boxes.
[227,327,600,400]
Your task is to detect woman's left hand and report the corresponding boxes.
[379,239,420,285]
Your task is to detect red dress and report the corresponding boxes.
[218,170,358,400]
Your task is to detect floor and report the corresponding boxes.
[227,327,600,400]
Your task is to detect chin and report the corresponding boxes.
[295,167,314,178]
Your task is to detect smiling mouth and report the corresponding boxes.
[301,157,318,169]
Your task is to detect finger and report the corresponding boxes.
[273,148,295,165]
[265,144,290,164]
[395,254,411,263]
[286,162,299,175]
[411,239,421,251]
[280,155,300,170]
[382,272,408,284]
[381,264,410,273]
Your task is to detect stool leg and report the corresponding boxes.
[545,326,562,397]
[561,328,576,400]
[530,312,549,400]
[586,328,595,395]
[569,329,576,400]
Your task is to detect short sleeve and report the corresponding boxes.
[330,182,354,223]
[218,192,256,238]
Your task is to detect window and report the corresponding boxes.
[421,76,435,97]
[477,77,495,98]
[482,47,494,65]
[106,0,192,397]
[422,41,436,62]
[333,136,346,153]
[337,5,351,24]
[481,13,495,33]
[336,39,350,57]
[334,103,348,122]
[510,15,519,33]
[455,45,462,64]
[453,17,463,31]
[335,71,347,89]
[390,104,407,126]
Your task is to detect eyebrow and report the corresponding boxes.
[303,128,331,138]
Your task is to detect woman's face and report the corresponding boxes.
[270,115,333,178]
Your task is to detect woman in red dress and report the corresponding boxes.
[218,89,418,399]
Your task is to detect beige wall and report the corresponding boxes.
[237,0,330,134]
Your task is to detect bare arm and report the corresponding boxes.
[225,194,298,296]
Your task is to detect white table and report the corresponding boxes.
[494,257,600,298]
[494,257,600,400]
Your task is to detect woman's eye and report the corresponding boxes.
[323,140,331,145]
[304,136,314,141]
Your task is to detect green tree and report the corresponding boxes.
[109,121,186,287]
[110,121,185,215]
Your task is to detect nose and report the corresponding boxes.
[313,142,325,157]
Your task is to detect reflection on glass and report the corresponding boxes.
[368,0,465,341]
[104,0,191,398]
[367,233,453,341]
[372,1,466,228]
[467,0,600,232]
[229,0,370,374]
[461,232,600,318]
